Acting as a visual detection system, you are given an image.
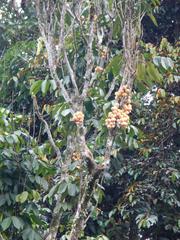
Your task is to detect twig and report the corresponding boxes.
[64,49,79,95]
[104,131,115,168]
[51,70,72,104]
[81,3,96,99]
[33,96,62,166]
[105,76,118,100]
[57,1,67,58]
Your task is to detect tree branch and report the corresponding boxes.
[64,49,79,96]
[36,0,72,104]
[81,2,96,99]
[33,96,62,166]
[105,76,118,100]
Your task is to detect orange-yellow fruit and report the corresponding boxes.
[105,107,130,129]
[123,104,132,114]
[100,48,108,59]
[95,66,104,73]
[72,152,81,161]
[127,97,131,104]
[106,85,132,130]
[115,85,131,101]
[72,111,84,125]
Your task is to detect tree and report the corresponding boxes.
[0,1,179,240]
[34,0,148,239]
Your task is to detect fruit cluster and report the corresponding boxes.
[105,85,132,129]
[105,106,130,129]
[72,111,84,125]
[115,85,130,100]
[72,152,81,161]
[100,48,108,59]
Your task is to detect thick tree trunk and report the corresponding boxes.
[44,195,62,240]
[69,169,102,240]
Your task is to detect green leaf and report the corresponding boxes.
[113,16,122,39]
[1,217,12,231]
[22,227,42,240]
[50,80,57,91]
[153,56,174,70]
[32,190,40,201]
[146,62,162,83]
[93,189,104,203]
[61,109,72,117]
[16,191,28,203]
[5,136,14,145]
[136,63,146,81]
[0,135,5,142]
[35,176,48,191]
[103,102,111,113]
[58,181,67,194]
[0,195,6,207]
[148,14,158,27]
[129,194,133,203]
[133,139,138,149]
[161,57,174,70]
[47,184,60,198]
[11,134,19,143]
[153,56,161,66]
[130,125,139,136]
[41,79,50,96]
[68,183,77,197]
[108,0,113,10]
[97,235,109,240]
[30,80,42,96]
[105,54,123,76]
[12,216,24,230]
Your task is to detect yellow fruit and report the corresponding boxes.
[115,85,131,100]
[72,152,81,161]
[72,111,84,125]
[123,104,132,114]
[95,66,104,73]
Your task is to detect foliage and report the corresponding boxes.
[85,38,180,240]
[0,1,179,240]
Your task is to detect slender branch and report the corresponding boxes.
[104,131,114,168]
[105,76,118,100]
[36,0,72,104]
[81,2,96,99]
[51,70,72,104]
[64,49,79,95]
[57,1,67,58]
[33,96,62,166]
